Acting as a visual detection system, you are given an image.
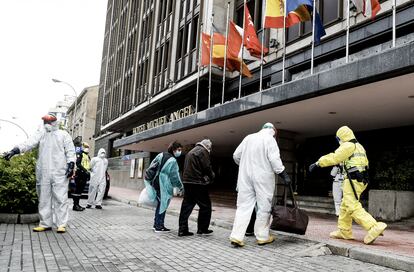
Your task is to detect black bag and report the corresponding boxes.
[270,184,309,235]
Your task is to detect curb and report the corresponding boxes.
[109,196,414,272]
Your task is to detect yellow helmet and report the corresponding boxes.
[82,142,90,148]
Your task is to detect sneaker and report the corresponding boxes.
[197,229,213,235]
[178,231,194,237]
[230,238,245,247]
[86,204,92,209]
[154,227,171,233]
[95,205,103,209]
[257,235,275,246]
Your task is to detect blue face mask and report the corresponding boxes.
[173,150,182,158]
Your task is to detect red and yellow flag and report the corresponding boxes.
[264,0,312,28]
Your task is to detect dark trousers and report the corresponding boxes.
[73,175,87,205]
[246,209,256,234]
[179,183,212,232]
[154,193,166,228]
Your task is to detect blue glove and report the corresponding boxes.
[278,170,291,185]
[309,162,319,173]
[65,162,75,178]
[4,147,20,161]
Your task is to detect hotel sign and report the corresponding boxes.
[133,105,194,134]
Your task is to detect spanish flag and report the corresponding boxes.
[201,29,252,78]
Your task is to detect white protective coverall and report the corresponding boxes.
[230,127,285,242]
[87,148,108,206]
[17,123,76,228]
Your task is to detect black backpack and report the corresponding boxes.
[144,152,172,184]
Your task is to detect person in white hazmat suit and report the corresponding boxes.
[86,148,108,209]
[229,123,291,247]
[3,114,76,233]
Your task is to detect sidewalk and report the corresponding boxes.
[108,186,414,271]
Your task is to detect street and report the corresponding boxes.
[0,199,403,272]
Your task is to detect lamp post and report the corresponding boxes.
[0,118,29,139]
[52,78,77,137]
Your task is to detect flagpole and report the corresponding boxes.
[208,13,214,108]
[345,0,350,63]
[222,2,230,104]
[259,0,266,92]
[392,0,396,48]
[196,22,203,113]
[281,0,287,84]
[238,0,246,99]
[310,0,316,74]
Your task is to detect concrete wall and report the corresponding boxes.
[369,190,414,221]
[107,152,151,190]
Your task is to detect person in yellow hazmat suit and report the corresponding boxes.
[308,126,387,245]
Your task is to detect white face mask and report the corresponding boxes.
[99,153,106,158]
[84,148,89,153]
[44,124,53,132]
[264,128,275,137]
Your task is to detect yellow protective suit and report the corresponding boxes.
[317,126,385,244]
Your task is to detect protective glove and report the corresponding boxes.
[309,162,319,173]
[4,147,20,161]
[65,162,75,178]
[278,170,291,185]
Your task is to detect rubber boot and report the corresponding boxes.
[257,235,275,246]
[364,222,387,245]
[330,229,354,240]
[33,226,52,232]
[230,238,245,247]
[72,196,85,211]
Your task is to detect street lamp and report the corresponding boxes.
[0,118,29,139]
[52,78,77,137]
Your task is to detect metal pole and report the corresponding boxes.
[392,0,396,48]
[52,79,78,137]
[222,2,230,104]
[196,21,204,113]
[310,0,316,74]
[281,0,287,84]
[346,0,350,63]
[0,119,29,139]
[259,0,266,91]
[238,0,247,99]
[208,13,214,108]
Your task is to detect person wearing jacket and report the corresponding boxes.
[229,123,291,247]
[178,139,215,237]
[86,148,108,209]
[146,141,184,232]
[309,126,387,244]
[3,113,76,233]
[72,142,91,211]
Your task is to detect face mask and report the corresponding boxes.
[84,148,89,153]
[264,128,275,137]
[99,153,106,158]
[44,124,53,132]
[173,150,182,158]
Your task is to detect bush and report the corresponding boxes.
[372,148,414,191]
[0,150,38,213]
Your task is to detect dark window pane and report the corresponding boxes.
[287,23,300,42]
[322,0,339,24]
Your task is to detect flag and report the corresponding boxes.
[264,0,325,43]
[244,5,268,59]
[351,0,381,18]
[201,31,252,77]
[264,0,312,28]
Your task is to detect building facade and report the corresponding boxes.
[48,95,75,129]
[66,85,99,155]
[95,0,414,212]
